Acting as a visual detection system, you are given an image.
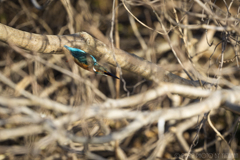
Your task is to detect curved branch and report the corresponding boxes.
[0,23,204,87]
[67,88,240,144]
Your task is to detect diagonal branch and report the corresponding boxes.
[0,23,207,87]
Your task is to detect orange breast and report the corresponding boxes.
[74,59,90,71]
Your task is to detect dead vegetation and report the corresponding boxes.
[0,0,240,159]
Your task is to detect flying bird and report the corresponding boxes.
[64,45,119,79]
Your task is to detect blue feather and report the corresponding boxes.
[64,45,87,59]
[90,55,97,63]
[64,45,97,64]
[64,45,85,54]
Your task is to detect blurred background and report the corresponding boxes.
[0,0,240,159]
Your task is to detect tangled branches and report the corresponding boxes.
[0,0,240,159]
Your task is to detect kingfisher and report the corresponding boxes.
[64,45,119,79]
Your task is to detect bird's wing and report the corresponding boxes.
[73,54,95,70]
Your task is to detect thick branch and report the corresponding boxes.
[0,23,202,87]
